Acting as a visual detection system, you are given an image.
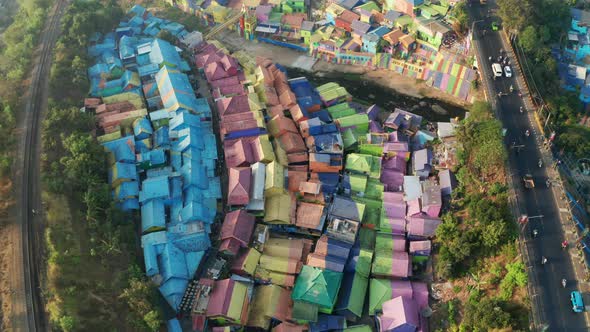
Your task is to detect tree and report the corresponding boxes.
[156,30,177,44]
[120,265,163,331]
[497,0,531,32]
[518,25,538,53]
[557,125,590,159]
[463,298,513,331]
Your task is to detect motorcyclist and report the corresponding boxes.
[538,159,543,168]
[520,106,524,113]
[510,85,514,92]
[525,129,530,137]
[562,240,569,249]
[533,229,538,238]
[31,209,36,215]
[546,179,551,188]
[562,278,567,288]
[489,56,492,62]
[542,256,547,265]
[518,92,523,98]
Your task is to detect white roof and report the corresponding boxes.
[403,176,423,201]
[255,26,278,33]
[437,122,457,138]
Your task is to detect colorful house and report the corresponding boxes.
[415,18,451,49]
[219,209,256,255]
[228,167,251,206]
[292,265,343,314]
[206,278,251,325]
[376,296,420,332]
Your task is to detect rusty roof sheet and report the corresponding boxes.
[296,201,325,230]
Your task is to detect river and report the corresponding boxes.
[285,67,468,123]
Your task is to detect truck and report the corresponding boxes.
[523,174,535,189]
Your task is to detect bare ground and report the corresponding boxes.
[0,178,15,331]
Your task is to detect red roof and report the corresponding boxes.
[216,95,250,116]
[264,86,280,106]
[281,13,305,29]
[296,201,324,230]
[340,10,360,23]
[279,90,297,108]
[224,139,254,167]
[220,55,239,76]
[268,105,286,118]
[287,151,309,164]
[288,105,307,122]
[205,61,231,82]
[220,210,255,250]
[287,170,308,192]
[209,75,240,89]
[228,167,251,206]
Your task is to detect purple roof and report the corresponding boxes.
[392,234,407,252]
[369,120,384,133]
[383,142,409,154]
[407,216,442,238]
[384,109,423,133]
[389,131,408,142]
[382,155,407,172]
[351,20,372,35]
[383,192,406,218]
[378,296,420,332]
[384,217,406,235]
[381,169,405,191]
[366,104,381,120]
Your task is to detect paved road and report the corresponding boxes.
[469,1,589,331]
[13,0,68,330]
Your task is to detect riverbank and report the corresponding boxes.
[217,30,476,109]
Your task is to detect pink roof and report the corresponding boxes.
[383,142,409,153]
[383,217,406,235]
[205,61,231,82]
[391,234,407,252]
[411,281,429,310]
[407,216,442,238]
[409,240,431,254]
[224,139,254,167]
[383,192,406,218]
[406,198,422,217]
[221,119,260,136]
[255,5,272,22]
[391,251,410,278]
[221,210,256,245]
[390,280,414,299]
[220,55,239,75]
[195,49,221,68]
[279,90,297,108]
[206,278,234,317]
[378,296,420,332]
[228,167,251,206]
[281,13,305,29]
[216,95,250,117]
[218,83,245,96]
[268,115,299,138]
[265,87,280,106]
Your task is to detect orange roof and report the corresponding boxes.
[281,13,305,29]
[265,87,280,106]
[371,9,384,24]
[274,81,290,95]
[296,201,325,230]
[268,105,285,118]
[287,171,308,192]
[268,114,299,138]
[287,151,309,165]
[299,181,321,195]
[279,132,306,154]
[383,29,405,45]
[279,90,297,108]
[339,10,360,24]
[289,105,307,122]
[288,165,308,172]
[400,34,416,48]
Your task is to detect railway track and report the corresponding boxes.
[19,0,68,330]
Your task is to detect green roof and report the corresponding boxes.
[336,272,368,317]
[342,128,358,149]
[292,265,343,312]
[349,174,368,193]
[365,178,384,200]
[336,113,369,134]
[369,278,394,315]
[355,1,380,12]
[345,153,381,179]
[396,15,414,28]
[292,300,319,322]
[354,248,373,278]
[358,228,376,251]
[359,144,384,157]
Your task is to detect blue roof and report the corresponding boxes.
[102,136,136,163]
[159,243,189,282]
[88,63,110,79]
[141,230,168,276]
[141,199,166,233]
[119,35,138,60]
[139,175,170,203]
[371,26,391,37]
[112,162,138,182]
[168,222,211,251]
[128,4,146,17]
[181,159,208,189]
[169,111,201,131]
[115,180,139,200]
[128,15,144,27]
[153,126,170,148]
[159,277,188,311]
[149,39,185,70]
[156,66,200,113]
[137,63,160,77]
[138,149,167,168]
[133,117,154,139]
[146,166,173,178]
[167,319,182,332]
[119,198,139,211]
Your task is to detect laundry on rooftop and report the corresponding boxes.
[84,5,464,331]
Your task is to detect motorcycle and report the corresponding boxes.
[538,159,543,168]
[562,279,567,288]
[546,180,551,188]
[520,106,524,113]
[525,130,530,137]
[562,241,568,250]
[510,85,514,93]
[533,229,538,238]
[542,256,547,265]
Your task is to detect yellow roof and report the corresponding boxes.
[263,192,291,224]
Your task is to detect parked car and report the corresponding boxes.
[571,291,585,313]
[504,66,512,77]
[492,22,499,31]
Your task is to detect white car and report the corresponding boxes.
[492,63,503,77]
[504,66,512,78]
